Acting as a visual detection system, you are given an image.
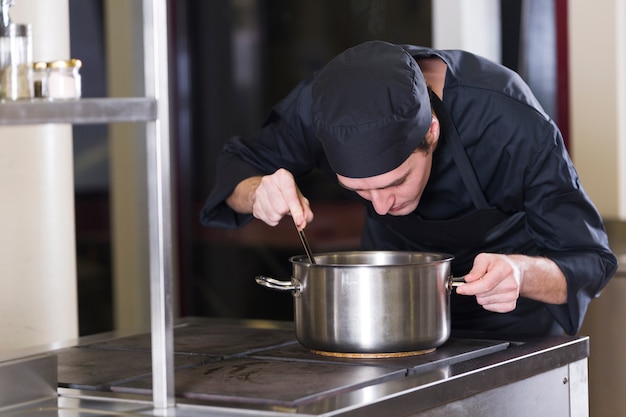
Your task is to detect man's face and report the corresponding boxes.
[336,114,440,216]
[336,148,434,216]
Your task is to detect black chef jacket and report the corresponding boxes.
[200,45,617,337]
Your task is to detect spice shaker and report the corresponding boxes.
[31,61,46,98]
[0,0,32,100]
[47,59,82,99]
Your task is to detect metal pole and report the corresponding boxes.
[142,0,175,409]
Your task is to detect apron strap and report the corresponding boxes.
[430,93,490,209]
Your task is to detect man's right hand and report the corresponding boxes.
[226,169,314,229]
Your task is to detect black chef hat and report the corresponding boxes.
[312,41,432,178]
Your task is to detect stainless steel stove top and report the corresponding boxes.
[57,318,509,408]
[2,317,590,417]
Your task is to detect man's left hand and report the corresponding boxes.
[455,252,568,312]
[455,253,522,313]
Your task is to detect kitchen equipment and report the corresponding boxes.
[293,217,315,264]
[256,251,457,355]
[31,61,46,97]
[0,0,32,100]
[3,317,590,417]
[47,58,82,99]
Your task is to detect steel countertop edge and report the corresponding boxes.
[292,334,589,416]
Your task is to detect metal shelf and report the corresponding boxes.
[0,97,157,125]
[0,0,174,410]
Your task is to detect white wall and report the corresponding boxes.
[432,0,501,63]
[569,0,626,218]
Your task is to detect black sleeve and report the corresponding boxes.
[199,76,325,228]
[522,125,617,334]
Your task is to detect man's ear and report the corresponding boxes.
[427,114,441,149]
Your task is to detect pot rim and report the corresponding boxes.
[289,250,454,267]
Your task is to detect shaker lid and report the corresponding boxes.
[48,59,82,69]
[0,22,30,37]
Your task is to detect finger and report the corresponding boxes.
[455,278,491,296]
[252,170,297,225]
[252,184,287,225]
[475,288,516,304]
[476,291,519,313]
[268,170,306,228]
[253,200,281,226]
[287,194,307,229]
[287,197,306,229]
[293,195,314,229]
[280,185,310,229]
[479,301,517,314]
[464,253,491,283]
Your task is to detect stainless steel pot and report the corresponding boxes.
[256,251,457,355]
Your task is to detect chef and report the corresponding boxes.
[200,40,617,337]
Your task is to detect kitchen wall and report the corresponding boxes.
[569,0,626,218]
[569,4,626,416]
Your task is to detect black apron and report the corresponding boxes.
[360,95,563,337]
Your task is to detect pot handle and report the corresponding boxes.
[447,275,466,293]
[255,276,302,296]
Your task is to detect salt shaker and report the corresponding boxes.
[47,59,82,99]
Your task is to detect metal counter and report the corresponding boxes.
[1,317,589,417]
